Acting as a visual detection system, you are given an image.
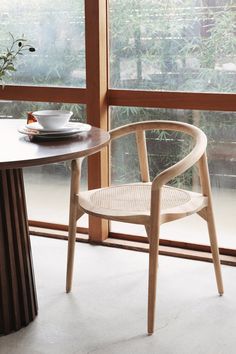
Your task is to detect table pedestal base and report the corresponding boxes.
[0,169,38,335]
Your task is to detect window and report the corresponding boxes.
[109,0,236,92]
[0,0,85,86]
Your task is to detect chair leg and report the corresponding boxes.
[66,159,83,293]
[66,208,84,293]
[66,216,77,293]
[146,224,160,335]
[206,206,224,295]
[198,153,223,295]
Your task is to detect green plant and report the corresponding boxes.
[0,33,35,83]
[110,0,236,92]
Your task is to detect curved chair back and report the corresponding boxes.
[110,120,207,187]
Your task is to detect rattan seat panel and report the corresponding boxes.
[90,184,150,212]
[80,184,195,216]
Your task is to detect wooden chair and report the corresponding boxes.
[66,120,223,335]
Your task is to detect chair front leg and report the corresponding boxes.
[147,188,161,335]
[147,225,160,335]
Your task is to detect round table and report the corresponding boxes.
[0,119,110,335]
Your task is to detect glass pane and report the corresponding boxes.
[109,0,236,92]
[1,0,85,87]
[0,101,87,225]
[110,106,236,249]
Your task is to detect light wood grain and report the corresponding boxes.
[66,159,84,293]
[136,130,150,182]
[198,153,224,295]
[0,85,86,104]
[85,0,109,241]
[108,89,236,112]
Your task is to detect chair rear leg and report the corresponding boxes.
[206,206,224,295]
[198,153,223,295]
[66,159,83,293]
[66,208,84,293]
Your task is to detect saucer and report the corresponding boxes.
[18,122,91,140]
[25,122,74,132]
[24,122,91,134]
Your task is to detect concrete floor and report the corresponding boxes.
[1,237,236,354]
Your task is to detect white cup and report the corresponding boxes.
[32,110,73,130]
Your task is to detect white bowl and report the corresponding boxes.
[32,110,73,130]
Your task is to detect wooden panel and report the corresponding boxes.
[0,169,38,335]
[85,0,109,241]
[28,220,88,235]
[0,85,86,104]
[1,87,235,112]
[101,238,236,267]
[108,90,236,112]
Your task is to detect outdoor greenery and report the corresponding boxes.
[109,0,236,92]
[0,0,85,87]
[0,33,35,83]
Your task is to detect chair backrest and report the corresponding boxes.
[109,120,207,188]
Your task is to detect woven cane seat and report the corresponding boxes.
[78,183,207,223]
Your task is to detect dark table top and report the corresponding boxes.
[0,119,110,169]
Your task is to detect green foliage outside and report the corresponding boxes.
[109,0,236,92]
